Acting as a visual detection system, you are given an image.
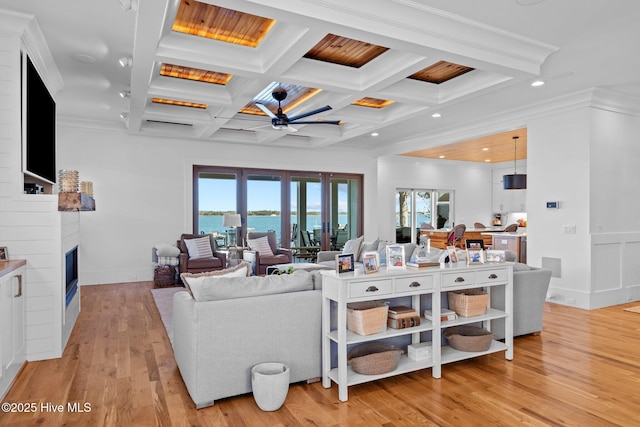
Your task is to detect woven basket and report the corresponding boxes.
[448,289,488,317]
[154,265,176,287]
[347,301,389,335]
[348,342,403,375]
[444,326,494,352]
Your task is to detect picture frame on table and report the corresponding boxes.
[486,249,506,263]
[466,248,485,265]
[386,244,406,269]
[362,252,379,274]
[446,245,458,264]
[336,253,355,274]
[0,246,8,261]
[465,239,484,250]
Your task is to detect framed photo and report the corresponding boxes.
[486,249,506,263]
[336,253,355,274]
[467,248,485,265]
[0,246,8,261]
[465,239,484,250]
[362,252,379,274]
[446,245,458,264]
[386,244,406,269]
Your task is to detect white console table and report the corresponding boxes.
[321,263,513,402]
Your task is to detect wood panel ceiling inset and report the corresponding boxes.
[402,128,527,163]
[240,82,321,116]
[152,98,208,109]
[172,0,276,47]
[304,34,389,68]
[352,97,395,109]
[160,63,232,85]
[409,61,475,84]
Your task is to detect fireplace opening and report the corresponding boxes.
[65,246,78,307]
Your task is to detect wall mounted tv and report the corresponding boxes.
[22,53,56,185]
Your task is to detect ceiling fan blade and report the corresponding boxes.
[270,124,298,132]
[289,120,341,125]
[287,105,332,122]
[255,103,277,119]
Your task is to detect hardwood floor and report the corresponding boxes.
[2,281,640,426]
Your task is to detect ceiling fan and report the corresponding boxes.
[254,87,341,132]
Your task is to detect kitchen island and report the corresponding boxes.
[420,227,507,249]
[482,232,527,263]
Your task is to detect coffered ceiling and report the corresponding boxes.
[2,0,639,160]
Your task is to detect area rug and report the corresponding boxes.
[623,305,640,314]
[151,286,184,343]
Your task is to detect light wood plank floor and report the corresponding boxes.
[2,281,640,426]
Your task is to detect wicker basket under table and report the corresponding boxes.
[448,289,489,317]
[347,301,389,335]
[348,342,403,375]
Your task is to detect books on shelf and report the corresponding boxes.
[387,305,421,329]
[423,308,458,322]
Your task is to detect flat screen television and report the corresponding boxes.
[22,53,56,185]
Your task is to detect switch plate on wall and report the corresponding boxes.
[561,225,576,234]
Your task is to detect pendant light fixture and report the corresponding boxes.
[503,135,527,189]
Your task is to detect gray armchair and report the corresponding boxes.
[245,231,292,275]
[491,263,552,339]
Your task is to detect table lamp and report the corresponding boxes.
[222,213,242,247]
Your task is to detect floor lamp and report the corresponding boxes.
[222,213,241,247]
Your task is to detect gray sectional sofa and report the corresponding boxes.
[172,268,323,408]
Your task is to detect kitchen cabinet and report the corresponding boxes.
[0,260,26,399]
[493,169,526,213]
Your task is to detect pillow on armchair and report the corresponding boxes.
[184,236,214,259]
[246,236,274,257]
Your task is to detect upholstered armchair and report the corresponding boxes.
[178,233,226,274]
[245,231,292,275]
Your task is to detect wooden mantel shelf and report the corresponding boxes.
[58,192,95,211]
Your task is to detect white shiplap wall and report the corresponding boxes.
[0,13,76,361]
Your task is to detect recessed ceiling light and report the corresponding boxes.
[432,113,442,118]
[70,53,96,64]
[119,112,129,120]
[439,155,445,159]
[485,159,491,162]
[531,80,545,87]
[482,147,489,151]
[371,132,379,136]
[119,90,131,98]
[118,56,133,67]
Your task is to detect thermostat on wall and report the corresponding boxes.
[546,201,559,209]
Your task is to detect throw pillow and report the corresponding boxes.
[184,236,214,260]
[342,235,364,259]
[358,239,379,262]
[155,244,181,258]
[247,236,274,257]
[181,261,251,299]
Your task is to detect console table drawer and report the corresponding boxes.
[395,276,433,293]
[441,271,476,288]
[476,268,509,284]
[349,279,393,298]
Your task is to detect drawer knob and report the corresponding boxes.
[454,277,465,283]
[409,281,421,288]
[365,286,379,292]
[488,273,498,279]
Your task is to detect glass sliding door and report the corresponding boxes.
[246,173,283,245]
[396,188,454,243]
[328,175,362,250]
[195,170,239,248]
[193,166,363,258]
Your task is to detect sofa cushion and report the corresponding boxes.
[187,269,314,301]
[184,236,214,260]
[342,236,364,259]
[358,239,379,262]
[247,235,274,257]
[181,262,250,298]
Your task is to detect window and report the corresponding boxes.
[194,166,362,251]
[395,188,454,243]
